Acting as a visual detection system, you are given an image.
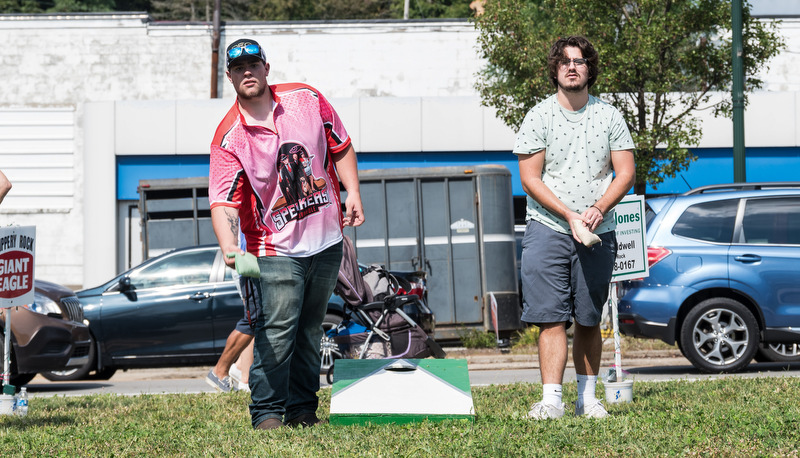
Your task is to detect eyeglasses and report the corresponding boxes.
[559,58,588,68]
[227,44,262,62]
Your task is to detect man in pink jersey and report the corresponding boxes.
[209,38,364,430]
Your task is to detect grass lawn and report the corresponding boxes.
[2,377,799,456]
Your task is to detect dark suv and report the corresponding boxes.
[1,280,92,387]
[618,183,800,373]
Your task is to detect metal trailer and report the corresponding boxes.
[137,177,212,260]
[342,165,522,341]
[136,165,523,340]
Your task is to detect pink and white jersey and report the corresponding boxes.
[209,83,350,257]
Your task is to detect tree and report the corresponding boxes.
[0,0,150,13]
[0,0,474,19]
[47,0,115,12]
[0,0,42,12]
[389,0,473,19]
[248,0,473,20]
[149,0,251,21]
[474,0,784,194]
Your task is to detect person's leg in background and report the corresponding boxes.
[228,274,260,391]
[231,338,255,391]
[206,329,253,392]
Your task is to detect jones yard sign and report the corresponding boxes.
[611,195,648,282]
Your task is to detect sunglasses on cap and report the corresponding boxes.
[226,43,265,68]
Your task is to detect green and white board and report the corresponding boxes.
[329,359,475,425]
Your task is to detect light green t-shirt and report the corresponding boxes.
[513,94,635,235]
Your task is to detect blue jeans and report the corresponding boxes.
[248,240,343,428]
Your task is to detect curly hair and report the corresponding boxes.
[547,36,600,89]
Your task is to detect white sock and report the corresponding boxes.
[541,384,562,406]
[576,374,598,407]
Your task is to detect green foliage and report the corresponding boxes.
[458,327,499,348]
[247,0,473,21]
[0,0,44,12]
[512,325,540,348]
[0,0,473,20]
[248,0,391,21]
[1,378,800,455]
[474,0,785,193]
[47,0,114,12]
[149,0,252,21]
[390,0,473,19]
[0,0,149,13]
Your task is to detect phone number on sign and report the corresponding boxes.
[614,259,636,272]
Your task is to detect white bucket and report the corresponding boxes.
[0,394,15,415]
[604,380,633,403]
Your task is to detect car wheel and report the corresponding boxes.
[10,373,35,388]
[754,342,800,363]
[680,298,758,373]
[88,367,118,380]
[320,313,343,373]
[41,334,97,382]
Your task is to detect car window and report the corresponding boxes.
[741,197,800,245]
[671,199,738,243]
[129,250,216,290]
[644,203,657,231]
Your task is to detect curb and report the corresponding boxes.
[456,350,685,371]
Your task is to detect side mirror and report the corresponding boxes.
[119,276,132,292]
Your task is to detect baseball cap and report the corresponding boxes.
[225,38,266,69]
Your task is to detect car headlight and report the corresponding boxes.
[23,292,62,316]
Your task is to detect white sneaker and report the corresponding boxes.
[575,400,609,418]
[237,381,250,392]
[527,402,565,420]
[228,364,243,385]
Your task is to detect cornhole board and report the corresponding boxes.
[329,358,475,425]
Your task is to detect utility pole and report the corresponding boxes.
[211,0,221,98]
[732,0,746,182]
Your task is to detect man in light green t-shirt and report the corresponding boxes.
[513,36,635,420]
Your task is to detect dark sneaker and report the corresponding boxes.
[285,413,327,428]
[255,418,285,430]
[205,369,236,393]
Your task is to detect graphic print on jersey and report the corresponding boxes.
[271,142,331,230]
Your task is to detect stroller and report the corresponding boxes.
[325,236,446,383]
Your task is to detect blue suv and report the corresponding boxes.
[618,183,800,373]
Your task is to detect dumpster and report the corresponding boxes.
[343,165,522,340]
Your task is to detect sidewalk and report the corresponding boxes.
[30,343,686,384]
[455,349,685,370]
[74,348,684,383]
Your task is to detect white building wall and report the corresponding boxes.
[0,109,82,285]
[760,18,800,92]
[220,21,482,98]
[0,13,210,106]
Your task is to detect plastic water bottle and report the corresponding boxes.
[16,388,28,417]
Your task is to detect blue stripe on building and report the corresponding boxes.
[116,147,800,201]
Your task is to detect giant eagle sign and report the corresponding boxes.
[0,226,35,308]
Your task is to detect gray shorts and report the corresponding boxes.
[520,220,617,327]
